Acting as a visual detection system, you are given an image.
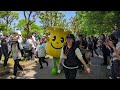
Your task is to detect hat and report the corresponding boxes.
[66,34,75,40]
[16,30,22,35]
[112,30,120,39]
[11,36,18,42]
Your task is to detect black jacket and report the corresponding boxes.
[1,41,8,53]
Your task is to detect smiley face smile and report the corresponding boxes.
[51,43,63,49]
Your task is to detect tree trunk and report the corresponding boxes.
[50,12,53,27]
[54,11,58,26]
[23,11,27,20]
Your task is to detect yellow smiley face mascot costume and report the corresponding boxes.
[46,27,71,75]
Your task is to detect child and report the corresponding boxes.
[36,39,48,69]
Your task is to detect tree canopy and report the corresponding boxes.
[1,11,120,37]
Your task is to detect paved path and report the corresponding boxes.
[0,48,110,79]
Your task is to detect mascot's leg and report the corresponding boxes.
[51,57,59,75]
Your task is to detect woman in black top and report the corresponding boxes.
[100,34,111,65]
[58,34,90,79]
[1,38,9,67]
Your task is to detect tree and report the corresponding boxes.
[0,11,18,28]
[38,11,67,31]
[73,11,120,36]
[22,11,40,35]
[0,11,18,35]
[17,19,44,37]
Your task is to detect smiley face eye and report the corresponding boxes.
[61,37,64,43]
[52,36,56,41]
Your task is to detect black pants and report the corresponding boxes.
[91,49,99,57]
[20,49,24,57]
[63,66,78,79]
[26,50,32,59]
[0,47,9,66]
[111,60,120,79]
[13,59,23,76]
[0,47,2,60]
[3,51,8,67]
[103,54,107,65]
[39,57,48,68]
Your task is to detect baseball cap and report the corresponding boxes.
[66,34,75,40]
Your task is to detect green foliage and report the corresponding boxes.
[73,11,120,36]
[38,11,67,30]
[0,11,18,27]
[17,19,44,38]
[1,11,120,37]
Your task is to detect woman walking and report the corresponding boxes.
[58,34,90,79]
[10,34,24,79]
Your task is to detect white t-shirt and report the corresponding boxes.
[26,39,35,49]
[36,43,46,57]
[32,35,36,42]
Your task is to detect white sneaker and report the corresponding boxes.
[16,76,22,79]
[98,55,103,58]
[109,77,112,79]
[57,69,61,73]
[107,65,111,69]
[10,75,16,79]
[19,71,25,76]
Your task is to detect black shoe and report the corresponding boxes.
[46,62,48,66]
[40,67,43,69]
[101,63,107,65]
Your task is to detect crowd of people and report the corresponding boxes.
[58,29,120,79]
[0,28,120,79]
[0,29,48,79]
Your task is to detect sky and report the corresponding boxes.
[13,11,76,26]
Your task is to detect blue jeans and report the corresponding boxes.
[111,60,120,79]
